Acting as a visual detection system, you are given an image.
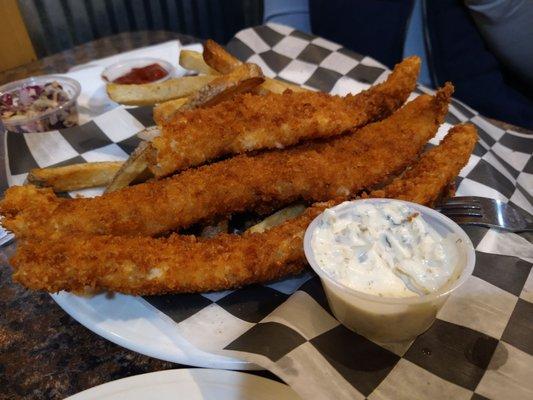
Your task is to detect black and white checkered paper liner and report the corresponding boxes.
[4,24,533,399]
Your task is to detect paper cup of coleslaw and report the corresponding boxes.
[303,199,476,342]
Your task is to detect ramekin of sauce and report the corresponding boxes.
[101,58,174,85]
[304,199,475,342]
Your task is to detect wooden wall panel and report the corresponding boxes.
[0,0,36,72]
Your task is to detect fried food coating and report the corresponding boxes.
[0,85,452,240]
[151,56,421,177]
[10,124,477,294]
[368,123,478,205]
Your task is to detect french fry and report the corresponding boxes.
[203,39,243,74]
[154,63,264,124]
[179,50,218,75]
[200,219,229,238]
[104,142,154,193]
[152,98,189,125]
[136,125,162,141]
[200,203,305,239]
[106,75,215,106]
[203,39,307,93]
[182,63,263,109]
[27,162,123,192]
[259,78,308,94]
[247,204,306,234]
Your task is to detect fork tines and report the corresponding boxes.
[437,196,483,217]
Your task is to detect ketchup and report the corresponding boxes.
[113,63,168,84]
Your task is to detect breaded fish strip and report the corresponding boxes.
[10,124,477,294]
[151,56,421,177]
[0,85,452,240]
[367,123,478,205]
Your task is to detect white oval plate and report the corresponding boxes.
[51,292,256,370]
[65,369,299,400]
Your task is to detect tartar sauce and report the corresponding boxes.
[311,201,458,298]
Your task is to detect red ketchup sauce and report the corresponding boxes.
[113,63,168,84]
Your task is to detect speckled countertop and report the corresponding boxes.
[0,31,279,400]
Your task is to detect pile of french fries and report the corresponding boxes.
[28,40,307,194]
[27,40,309,231]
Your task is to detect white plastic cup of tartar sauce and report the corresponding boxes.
[303,199,476,343]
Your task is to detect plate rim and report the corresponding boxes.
[64,368,298,400]
[51,292,258,370]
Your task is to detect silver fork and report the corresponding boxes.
[437,196,533,233]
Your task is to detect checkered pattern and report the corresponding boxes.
[3,23,532,399]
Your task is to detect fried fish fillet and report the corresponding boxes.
[0,85,452,240]
[10,124,477,294]
[366,124,478,205]
[151,56,421,177]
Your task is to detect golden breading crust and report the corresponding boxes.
[10,123,477,294]
[151,56,421,177]
[367,123,478,205]
[0,85,452,240]
[368,124,477,206]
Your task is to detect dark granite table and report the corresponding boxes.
[0,31,278,400]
